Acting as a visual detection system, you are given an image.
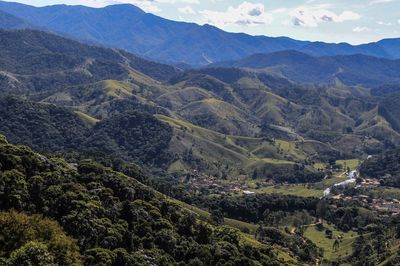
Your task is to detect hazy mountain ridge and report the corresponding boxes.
[0,1,400,66]
[0,9,31,29]
[208,50,400,87]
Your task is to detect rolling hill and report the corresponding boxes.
[1,28,400,183]
[0,2,399,66]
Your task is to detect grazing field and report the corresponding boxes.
[157,115,323,179]
[251,184,323,198]
[248,173,348,198]
[336,159,361,169]
[369,187,400,200]
[304,223,357,262]
[313,162,327,170]
[261,158,295,165]
[313,159,362,171]
[311,174,348,190]
[74,111,100,125]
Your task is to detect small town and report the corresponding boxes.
[184,168,400,217]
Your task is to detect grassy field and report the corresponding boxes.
[274,139,307,161]
[369,187,400,200]
[313,162,327,170]
[261,158,295,165]
[251,184,323,198]
[75,111,100,125]
[312,159,361,171]
[311,174,348,190]
[304,223,357,262]
[336,159,360,169]
[248,172,348,198]
[157,115,313,178]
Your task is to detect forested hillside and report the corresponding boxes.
[0,97,172,166]
[0,134,305,265]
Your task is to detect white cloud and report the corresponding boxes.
[178,6,195,14]
[201,2,272,27]
[369,0,393,5]
[377,21,393,26]
[158,0,199,4]
[290,6,361,27]
[353,26,371,32]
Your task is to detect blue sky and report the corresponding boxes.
[5,0,400,44]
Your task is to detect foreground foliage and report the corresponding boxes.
[0,211,82,265]
[0,135,295,265]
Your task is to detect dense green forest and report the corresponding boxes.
[0,97,172,166]
[0,134,301,265]
[1,135,399,265]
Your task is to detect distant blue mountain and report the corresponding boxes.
[0,1,399,66]
[0,9,31,29]
[209,50,400,87]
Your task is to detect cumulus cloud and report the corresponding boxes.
[290,6,361,27]
[178,6,195,14]
[200,2,272,27]
[353,26,371,32]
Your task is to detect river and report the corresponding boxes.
[322,170,357,197]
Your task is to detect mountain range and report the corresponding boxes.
[0,1,400,66]
[2,28,400,184]
[209,50,400,87]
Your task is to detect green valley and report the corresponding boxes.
[0,25,399,266]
